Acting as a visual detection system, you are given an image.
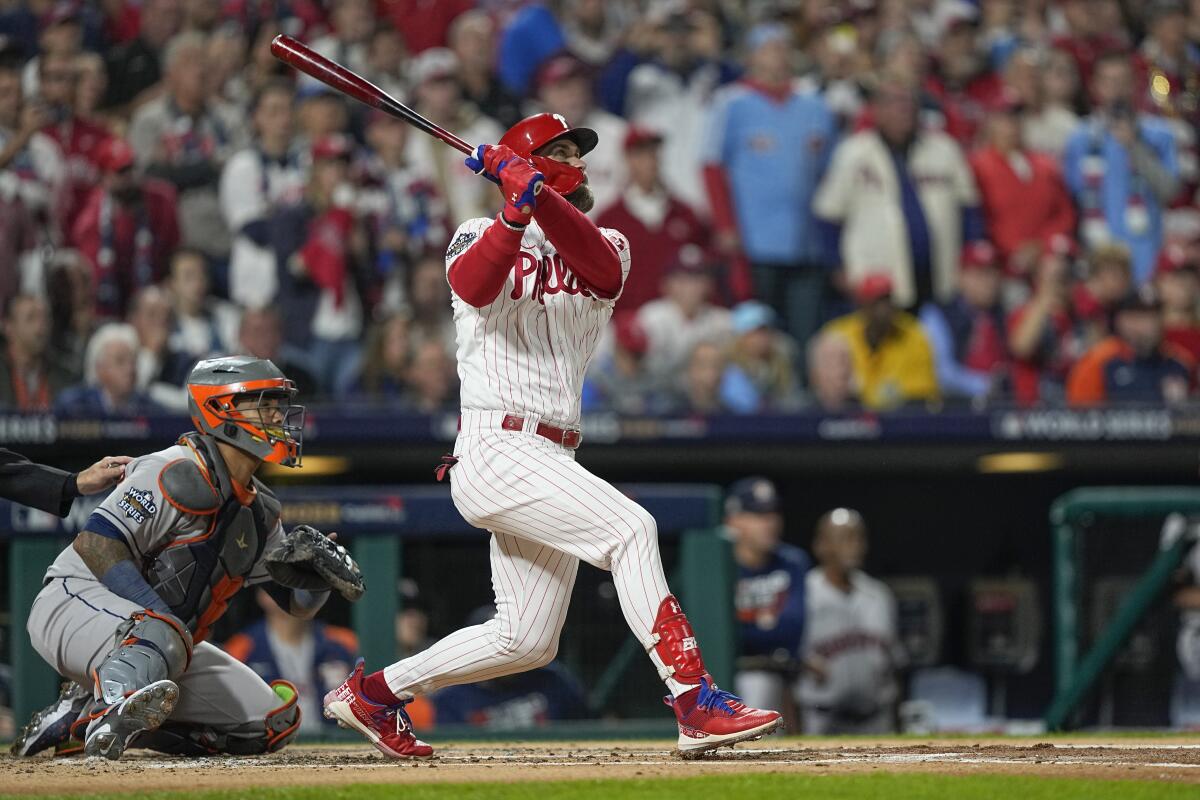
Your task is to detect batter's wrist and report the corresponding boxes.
[499,214,527,231]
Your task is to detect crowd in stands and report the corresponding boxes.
[3,0,1200,416]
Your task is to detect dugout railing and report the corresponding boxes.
[1,483,734,736]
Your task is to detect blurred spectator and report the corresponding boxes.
[1052,0,1128,88]
[0,48,66,239]
[720,301,801,414]
[396,578,434,659]
[1157,242,1200,362]
[364,25,407,104]
[805,330,857,413]
[725,476,811,714]
[814,77,982,310]
[222,79,305,310]
[165,247,239,370]
[403,47,503,223]
[430,606,586,728]
[307,0,374,82]
[129,31,246,262]
[970,94,1077,277]
[496,2,567,98]
[1074,242,1136,341]
[45,249,95,374]
[403,253,456,356]
[381,0,474,56]
[345,310,410,403]
[55,322,161,415]
[70,137,180,319]
[236,306,321,400]
[128,285,188,410]
[182,0,222,34]
[401,339,457,413]
[1140,0,1200,125]
[1066,287,1193,405]
[798,508,901,735]
[918,242,1009,405]
[797,22,868,130]
[560,0,633,68]
[671,340,729,415]
[624,6,738,212]
[819,274,939,411]
[1007,244,1089,406]
[358,112,450,308]
[703,23,836,339]
[38,50,110,225]
[102,0,183,112]
[582,312,668,415]
[449,10,521,129]
[271,134,365,395]
[206,23,250,110]
[1062,52,1179,283]
[294,83,349,152]
[1005,46,1081,158]
[21,1,84,100]
[595,126,706,313]
[0,294,75,410]
[535,54,627,216]
[73,52,109,124]
[924,7,1004,146]
[224,588,358,733]
[636,247,732,384]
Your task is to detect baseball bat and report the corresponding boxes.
[270,34,474,156]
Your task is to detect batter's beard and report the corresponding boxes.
[565,183,595,213]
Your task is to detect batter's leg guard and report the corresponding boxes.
[647,595,708,686]
[84,611,193,760]
[137,680,301,757]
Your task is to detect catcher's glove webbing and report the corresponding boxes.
[263,525,365,601]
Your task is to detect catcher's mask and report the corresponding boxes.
[187,356,304,467]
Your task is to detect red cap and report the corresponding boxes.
[98,137,134,173]
[961,240,998,271]
[855,273,894,304]
[41,1,80,30]
[612,312,648,355]
[1044,232,1078,259]
[1156,241,1198,275]
[535,55,589,90]
[624,125,664,151]
[311,133,353,162]
[986,89,1025,115]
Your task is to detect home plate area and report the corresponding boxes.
[4,737,1200,794]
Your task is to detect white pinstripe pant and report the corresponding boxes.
[382,411,678,697]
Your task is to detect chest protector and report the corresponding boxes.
[145,432,282,642]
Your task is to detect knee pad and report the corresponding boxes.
[95,611,193,706]
[138,680,301,756]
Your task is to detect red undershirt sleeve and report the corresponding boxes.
[446,218,524,308]
[533,188,622,299]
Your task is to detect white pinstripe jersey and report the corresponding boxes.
[445,217,632,428]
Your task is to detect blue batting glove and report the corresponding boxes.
[465,144,501,185]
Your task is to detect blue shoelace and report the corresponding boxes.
[694,677,742,716]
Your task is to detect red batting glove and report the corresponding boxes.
[482,144,543,227]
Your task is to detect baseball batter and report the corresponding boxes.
[325,113,782,758]
[11,357,365,760]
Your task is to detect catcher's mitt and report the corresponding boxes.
[263,524,365,601]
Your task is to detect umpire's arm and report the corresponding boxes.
[0,449,132,518]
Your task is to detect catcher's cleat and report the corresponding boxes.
[84,679,179,760]
[10,681,90,757]
[323,659,433,759]
[666,675,784,758]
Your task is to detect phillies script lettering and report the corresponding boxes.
[510,253,595,304]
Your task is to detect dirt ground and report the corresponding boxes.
[3,736,1200,795]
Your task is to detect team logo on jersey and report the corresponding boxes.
[446,230,478,259]
[118,488,158,524]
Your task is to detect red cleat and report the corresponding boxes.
[323,659,433,759]
[666,675,783,757]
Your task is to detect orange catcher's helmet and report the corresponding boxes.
[499,113,597,195]
[186,356,304,467]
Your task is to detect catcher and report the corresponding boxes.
[10,356,365,760]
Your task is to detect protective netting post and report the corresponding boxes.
[9,539,63,726]
[351,535,401,670]
[679,528,736,688]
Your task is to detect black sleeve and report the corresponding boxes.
[0,447,76,517]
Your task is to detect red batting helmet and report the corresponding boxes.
[499,113,597,195]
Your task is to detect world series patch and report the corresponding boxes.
[118,488,158,524]
[446,230,477,258]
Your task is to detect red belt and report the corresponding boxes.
[501,414,582,449]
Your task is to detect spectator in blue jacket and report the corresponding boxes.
[702,23,837,343]
[224,588,359,733]
[725,476,811,714]
[1062,52,1180,283]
